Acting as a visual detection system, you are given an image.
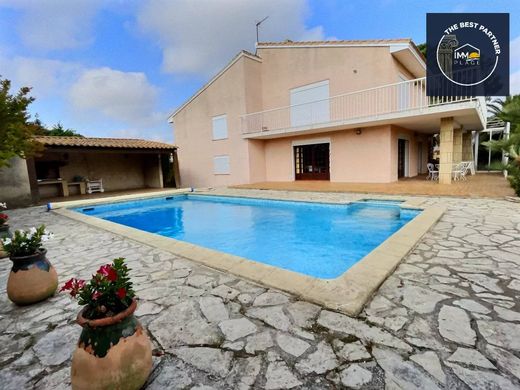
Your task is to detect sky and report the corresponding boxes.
[0,0,518,143]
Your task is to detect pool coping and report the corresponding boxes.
[52,191,445,316]
[46,188,193,210]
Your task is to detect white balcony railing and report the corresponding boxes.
[241,77,485,135]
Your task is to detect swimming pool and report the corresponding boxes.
[75,195,420,279]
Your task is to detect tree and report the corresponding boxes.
[486,96,520,164]
[0,77,42,167]
[417,43,426,58]
[45,122,83,137]
[31,117,83,137]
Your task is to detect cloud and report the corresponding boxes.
[137,0,327,76]
[0,0,101,51]
[511,36,520,71]
[509,36,520,95]
[0,52,171,141]
[69,67,168,134]
[0,55,82,99]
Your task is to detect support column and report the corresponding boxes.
[453,128,463,163]
[172,150,181,188]
[462,132,473,161]
[439,117,454,184]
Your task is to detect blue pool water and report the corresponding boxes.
[75,195,420,279]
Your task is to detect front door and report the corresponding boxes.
[397,139,407,178]
[294,143,330,180]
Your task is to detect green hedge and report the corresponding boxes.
[507,164,520,196]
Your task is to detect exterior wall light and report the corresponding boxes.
[356,129,362,135]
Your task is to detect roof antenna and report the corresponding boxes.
[255,16,269,49]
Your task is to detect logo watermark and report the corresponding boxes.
[427,13,509,97]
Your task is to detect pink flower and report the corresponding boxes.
[91,291,102,300]
[60,278,74,292]
[116,288,127,299]
[59,278,85,297]
[97,264,117,282]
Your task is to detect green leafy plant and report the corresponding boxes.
[1,225,53,257]
[0,77,44,167]
[43,122,83,137]
[507,164,520,196]
[60,258,135,319]
[484,95,520,196]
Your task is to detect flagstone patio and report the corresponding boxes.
[1,189,520,389]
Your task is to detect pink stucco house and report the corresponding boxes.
[169,39,486,187]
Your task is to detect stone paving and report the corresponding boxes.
[1,189,520,389]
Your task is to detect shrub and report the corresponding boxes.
[507,164,520,196]
[60,258,135,319]
[1,225,53,257]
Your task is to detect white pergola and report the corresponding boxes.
[473,117,511,172]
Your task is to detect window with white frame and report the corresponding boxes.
[212,114,228,140]
[213,155,230,174]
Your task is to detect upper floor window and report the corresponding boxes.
[212,114,228,140]
[290,80,330,127]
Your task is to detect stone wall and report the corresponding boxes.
[144,154,163,188]
[0,157,33,208]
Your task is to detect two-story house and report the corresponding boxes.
[169,39,486,187]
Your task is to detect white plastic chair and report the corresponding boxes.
[426,163,438,181]
[458,162,471,180]
[452,162,469,181]
[86,179,104,194]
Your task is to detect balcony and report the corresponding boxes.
[241,77,487,139]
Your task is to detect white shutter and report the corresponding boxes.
[213,155,230,174]
[290,80,330,127]
[397,74,410,110]
[212,115,228,140]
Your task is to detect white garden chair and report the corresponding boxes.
[452,162,470,181]
[458,161,471,180]
[426,163,438,181]
[86,179,104,194]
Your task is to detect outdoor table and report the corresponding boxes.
[37,179,69,197]
[68,181,86,195]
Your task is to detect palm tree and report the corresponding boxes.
[484,95,520,195]
[485,96,520,164]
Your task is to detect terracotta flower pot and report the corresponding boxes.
[71,299,152,390]
[0,224,10,259]
[7,248,58,305]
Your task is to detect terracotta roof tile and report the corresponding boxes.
[257,38,412,46]
[34,136,177,150]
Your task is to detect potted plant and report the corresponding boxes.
[0,202,10,258]
[1,225,58,304]
[61,258,152,390]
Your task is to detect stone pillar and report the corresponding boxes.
[462,132,473,161]
[453,128,463,163]
[439,117,454,184]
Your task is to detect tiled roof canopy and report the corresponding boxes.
[34,136,177,150]
[256,38,412,46]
